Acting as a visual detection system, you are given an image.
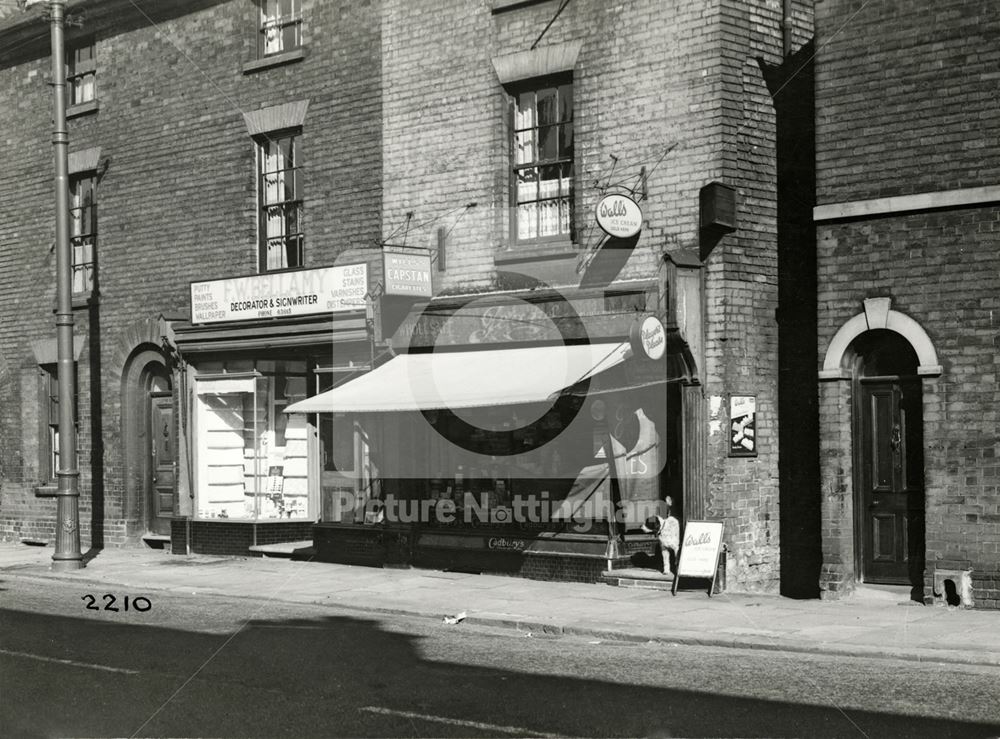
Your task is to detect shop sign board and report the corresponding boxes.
[383,249,433,298]
[728,394,757,457]
[190,263,369,324]
[672,520,725,596]
[595,194,643,239]
[630,315,666,360]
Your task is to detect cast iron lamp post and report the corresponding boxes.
[22,0,83,570]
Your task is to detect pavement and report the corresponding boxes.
[2,541,999,668]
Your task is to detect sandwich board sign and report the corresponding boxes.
[672,520,725,596]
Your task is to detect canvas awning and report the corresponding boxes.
[284,342,633,414]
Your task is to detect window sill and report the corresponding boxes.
[34,484,59,498]
[72,292,98,310]
[242,48,306,75]
[494,241,577,265]
[67,100,99,119]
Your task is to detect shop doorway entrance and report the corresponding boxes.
[147,387,174,536]
[853,331,925,587]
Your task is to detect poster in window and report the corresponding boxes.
[728,395,757,457]
[267,466,285,496]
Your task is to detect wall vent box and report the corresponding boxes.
[699,182,737,234]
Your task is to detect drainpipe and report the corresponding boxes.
[782,0,793,57]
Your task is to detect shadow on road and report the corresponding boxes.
[2,604,997,739]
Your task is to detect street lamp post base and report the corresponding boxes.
[51,557,84,571]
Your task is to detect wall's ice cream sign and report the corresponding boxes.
[595,193,643,239]
[190,263,369,324]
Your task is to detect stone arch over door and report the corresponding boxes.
[817,298,941,600]
[120,345,172,539]
[820,298,941,380]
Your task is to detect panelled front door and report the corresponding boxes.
[148,393,175,536]
[859,379,924,584]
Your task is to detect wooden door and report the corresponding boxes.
[859,380,924,584]
[148,393,175,535]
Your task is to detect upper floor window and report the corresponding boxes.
[258,132,303,271]
[67,42,96,106]
[259,0,302,58]
[69,173,96,294]
[512,77,574,244]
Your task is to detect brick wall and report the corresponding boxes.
[700,0,805,593]
[0,0,381,544]
[815,0,1000,608]
[381,0,724,293]
[171,519,314,556]
[816,209,1000,605]
[815,0,1000,204]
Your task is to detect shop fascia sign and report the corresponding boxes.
[190,263,369,324]
[383,247,432,298]
[629,314,666,361]
[595,193,643,239]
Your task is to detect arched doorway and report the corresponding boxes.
[850,330,924,587]
[121,346,174,539]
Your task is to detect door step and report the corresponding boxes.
[602,567,674,590]
[248,540,314,559]
[142,534,171,550]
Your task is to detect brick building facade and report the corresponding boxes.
[813,0,1000,608]
[0,0,818,595]
[371,0,811,591]
[0,0,382,550]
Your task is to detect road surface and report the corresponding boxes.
[2,577,999,737]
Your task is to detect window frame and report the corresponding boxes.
[69,172,97,295]
[258,0,303,59]
[256,129,304,273]
[66,41,96,107]
[41,363,78,483]
[508,74,575,247]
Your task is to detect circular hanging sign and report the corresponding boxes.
[595,194,643,239]
[630,315,666,361]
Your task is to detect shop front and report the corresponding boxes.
[286,282,692,582]
[168,263,374,555]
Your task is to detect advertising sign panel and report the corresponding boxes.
[190,264,368,324]
[595,194,643,239]
[383,249,433,298]
[728,394,757,457]
[673,520,725,596]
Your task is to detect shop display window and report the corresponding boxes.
[316,371,382,524]
[194,360,309,520]
[410,387,667,532]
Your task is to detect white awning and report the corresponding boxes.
[285,342,633,414]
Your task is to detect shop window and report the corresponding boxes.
[41,364,77,482]
[194,363,309,520]
[511,76,574,244]
[258,0,302,58]
[67,42,96,107]
[316,370,383,524]
[69,173,96,294]
[258,131,303,272]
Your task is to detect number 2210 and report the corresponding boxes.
[82,594,151,612]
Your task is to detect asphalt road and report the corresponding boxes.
[2,577,999,738]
